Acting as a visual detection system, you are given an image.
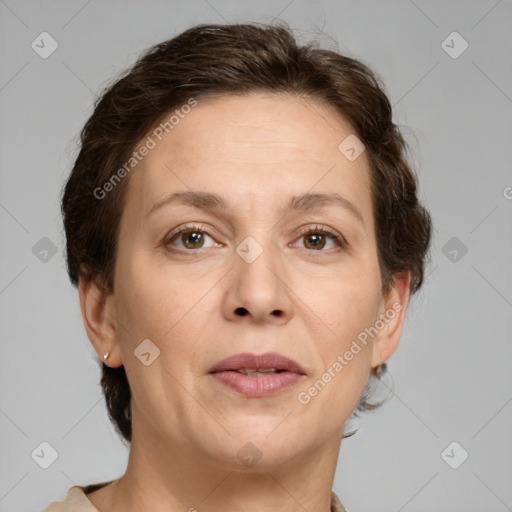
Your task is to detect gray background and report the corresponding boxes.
[1,1,511,511]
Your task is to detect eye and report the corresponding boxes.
[293,225,346,251]
[166,224,220,251]
[164,223,346,253]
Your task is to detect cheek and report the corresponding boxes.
[115,244,189,333]
[308,288,378,395]
[291,259,382,412]
[113,251,217,366]
[297,260,382,343]
[112,256,212,420]
[295,278,380,428]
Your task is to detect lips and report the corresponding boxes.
[208,352,306,397]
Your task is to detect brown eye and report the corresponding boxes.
[166,224,220,252]
[303,233,327,250]
[180,231,205,249]
[294,226,345,251]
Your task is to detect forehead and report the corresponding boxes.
[125,92,373,223]
[153,93,360,164]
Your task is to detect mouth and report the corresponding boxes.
[232,368,285,376]
[208,352,306,397]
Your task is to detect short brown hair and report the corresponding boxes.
[62,22,432,443]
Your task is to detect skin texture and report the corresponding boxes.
[79,92,411,512]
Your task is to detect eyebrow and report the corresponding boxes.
[147,190,365,228]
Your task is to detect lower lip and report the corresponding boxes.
[210,371,304,397]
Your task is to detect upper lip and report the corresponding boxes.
[208,352,306,375]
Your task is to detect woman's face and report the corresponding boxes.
[104,93,407,468]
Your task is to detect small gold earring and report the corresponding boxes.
[103,351,110,361]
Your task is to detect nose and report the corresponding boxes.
[221,238,293,325]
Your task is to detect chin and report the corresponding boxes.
[201,420,312,470]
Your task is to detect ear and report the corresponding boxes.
[370,271,412,369]
[78,275,123,368]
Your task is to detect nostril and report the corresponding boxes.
[272,310,283,317]
[235,307,249,316]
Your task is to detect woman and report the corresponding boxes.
[43,22,432,512]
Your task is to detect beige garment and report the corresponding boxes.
[42,481,347,512]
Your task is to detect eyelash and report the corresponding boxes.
[165,223,347,253]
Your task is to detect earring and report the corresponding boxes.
[103,351,110,361]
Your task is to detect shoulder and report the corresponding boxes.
[41,482,113,512]
[331,490,348,512]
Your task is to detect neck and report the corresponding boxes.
[103,415,342,512]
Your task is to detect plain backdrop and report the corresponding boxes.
[1,1,511,511]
